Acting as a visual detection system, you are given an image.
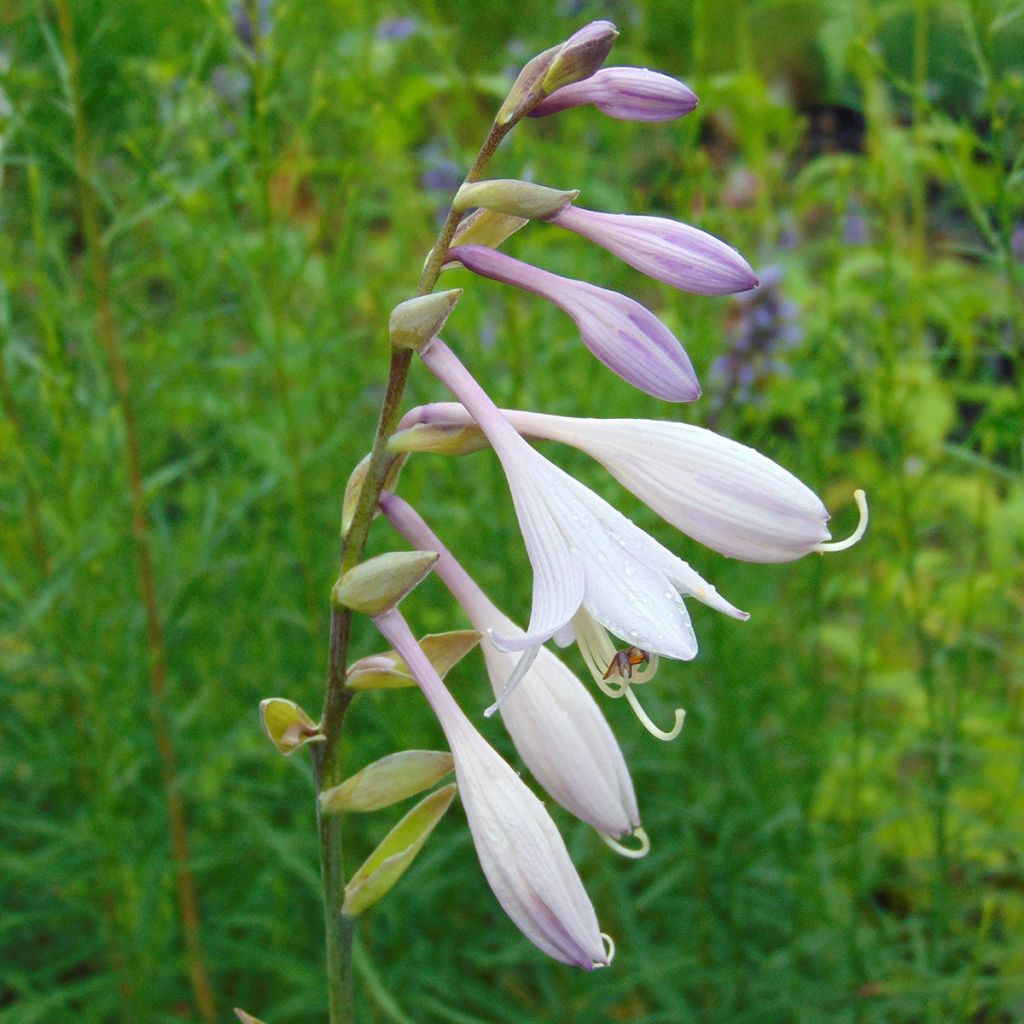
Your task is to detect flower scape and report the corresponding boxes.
[271,19,869,991]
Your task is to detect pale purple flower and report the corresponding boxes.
[401,404,836,562]
[530,67,698,121]
[448,245,700,402]
[373,605,609,969]
[381,492,644,847]
[547,206,758,296]
[419,339,747,677]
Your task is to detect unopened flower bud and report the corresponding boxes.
[389,419,488,457]
[389,289,462,351]
[531,67,698,122]
[496,44,561,125]
[454,180,579,221]
[542,20,618,94]
[320,750,454,814]
[332,550,438,616]
[496,20,617,126]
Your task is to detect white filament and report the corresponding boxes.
[815,489,868,553]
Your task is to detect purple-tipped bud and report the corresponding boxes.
[542,20,618,94]
[549,206,758,296]
[530,67,698,122]
[448,244,699,402]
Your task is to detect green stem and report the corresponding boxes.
[55,5,216,1021]
[312,109,518,1024]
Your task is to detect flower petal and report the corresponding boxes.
[449,245,699,401]
[530,67,698,122]
[550,206,758,296]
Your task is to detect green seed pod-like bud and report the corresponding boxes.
[449,208,528,252]
[260,697,324,755]
[342,784,457,916]
[453,180,579,221]
[542,21,618,94]
[332,550,438,617]
[389,421,488,458]
[320,749,455,814]
[342,452,406,536]
[389,288,462,351]
[496,43,562,126]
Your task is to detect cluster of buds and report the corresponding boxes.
[270,21,868,974]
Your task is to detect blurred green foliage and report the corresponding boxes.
[1,0,1022,1022]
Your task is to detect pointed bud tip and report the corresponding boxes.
[543,21,618,94]
[333,550,439,617]
[390,289,462,351]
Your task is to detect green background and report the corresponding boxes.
[1,0,1022,1021]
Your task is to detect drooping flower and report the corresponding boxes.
[381,491,647,850]
[546,206,758,296]
[418,338,747,693]
[530,67,699,122]
[396,403,865,563]
[372,604,610,969]
[447,244,700,401]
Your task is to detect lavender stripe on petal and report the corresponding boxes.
[449,245,700,402]
[549,206,758,296]
[530,67,698,122]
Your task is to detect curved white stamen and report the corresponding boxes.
[483,645,540,717]
[624,685,685,741]
[594,673,627,699]
[571,609,618,687]
[629,652,659,685]
[598,932,616,967]
[814,489,868,553]
[600,826,650,860]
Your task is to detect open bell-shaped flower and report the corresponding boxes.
[381,492,647,849]
[396,404,867,563]
[418,339,747,691]
[447,244,700,402]
[372,605,610,969]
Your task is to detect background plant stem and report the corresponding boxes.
[55,4,216,1021]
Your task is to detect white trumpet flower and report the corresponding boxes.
[373,606,611,969]
[381,492,647,850]
[419,339,748,705]
[397,404,867,563]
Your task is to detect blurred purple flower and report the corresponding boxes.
[708,265,801,420]
[376,16,419,40]
[232,0,272,52]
